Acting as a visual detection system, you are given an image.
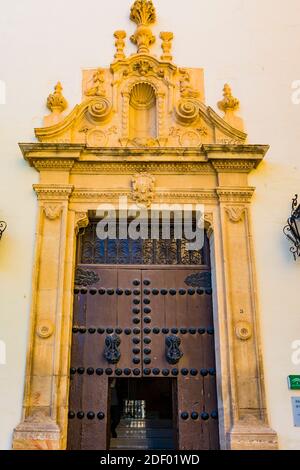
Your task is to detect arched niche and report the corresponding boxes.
[129,82,157,140]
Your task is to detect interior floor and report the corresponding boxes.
[109,378,176,450]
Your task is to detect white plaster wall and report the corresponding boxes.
[0,0,299,450]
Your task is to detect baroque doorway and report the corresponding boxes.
[67,220,219,450]
[13,0,278,451]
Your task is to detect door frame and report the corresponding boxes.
[12,176,278,451]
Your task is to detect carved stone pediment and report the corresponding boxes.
[34,1,246,149]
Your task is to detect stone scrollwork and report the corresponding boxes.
[166,335,183,365]
[87,98,113,124]
[175,99,200,125]
[74,211,89,234]
[104,334,121,364]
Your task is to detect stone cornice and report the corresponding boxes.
[217,186,255,203]
[20,143,268,174]
[33,184,74,201]
[70,188,218,204]
[71,161,214,175]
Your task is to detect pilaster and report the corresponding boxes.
[216,186,278,450]
[13,184,74,450]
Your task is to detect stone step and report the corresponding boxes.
[115,428,174,438]
[110,437,174,450]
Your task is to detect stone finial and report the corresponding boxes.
[218,84,240,113]
[218,84,244,132]
[160,32,174,62]
[114,30,127,60]
[130,0,156,54]
[46,82,67,114]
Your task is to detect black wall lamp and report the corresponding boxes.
[0,221,7,240]
[284,195,300,260]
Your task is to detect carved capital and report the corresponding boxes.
[43,204,63,220]
[33,184,74,201]
[224,206,247,223]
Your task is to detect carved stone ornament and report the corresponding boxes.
[184,272,212,289]
[130,0,156,54]
[85,68,106,97]
[235,320,252,341]
[160,32,173,62]
[225,206,247,223]
[104,334,121,364]
[166,335,183,365]
[114,31,127,60]
[46,82,68,114]
[43,205,63,220]
[36,321,54,339]
[74,267,100,287]
[131,172,156,207]
[218,83,239,113]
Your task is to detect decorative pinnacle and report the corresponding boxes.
[218,84,240,113]
[130,0,156,26]
[130,0,156,54]
[46,82,68,113]
[160,32,174,62]
[114,30,127,60]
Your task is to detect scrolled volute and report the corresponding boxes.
[175,98,200,125]
[87,98,113,123]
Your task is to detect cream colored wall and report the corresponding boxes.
[0,0,299,450]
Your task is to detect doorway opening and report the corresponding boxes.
[109,378,177,450]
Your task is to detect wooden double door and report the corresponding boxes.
[67,265,219,450]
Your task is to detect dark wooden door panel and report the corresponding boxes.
[68,265,219,450]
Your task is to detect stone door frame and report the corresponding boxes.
[12,143,278,450]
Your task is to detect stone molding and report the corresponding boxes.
[217,186,255,203]
[33,184,74,201]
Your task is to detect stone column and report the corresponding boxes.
[13,184,74,450]
[216,186,278,449]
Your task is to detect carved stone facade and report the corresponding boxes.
[13,0,278,450]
